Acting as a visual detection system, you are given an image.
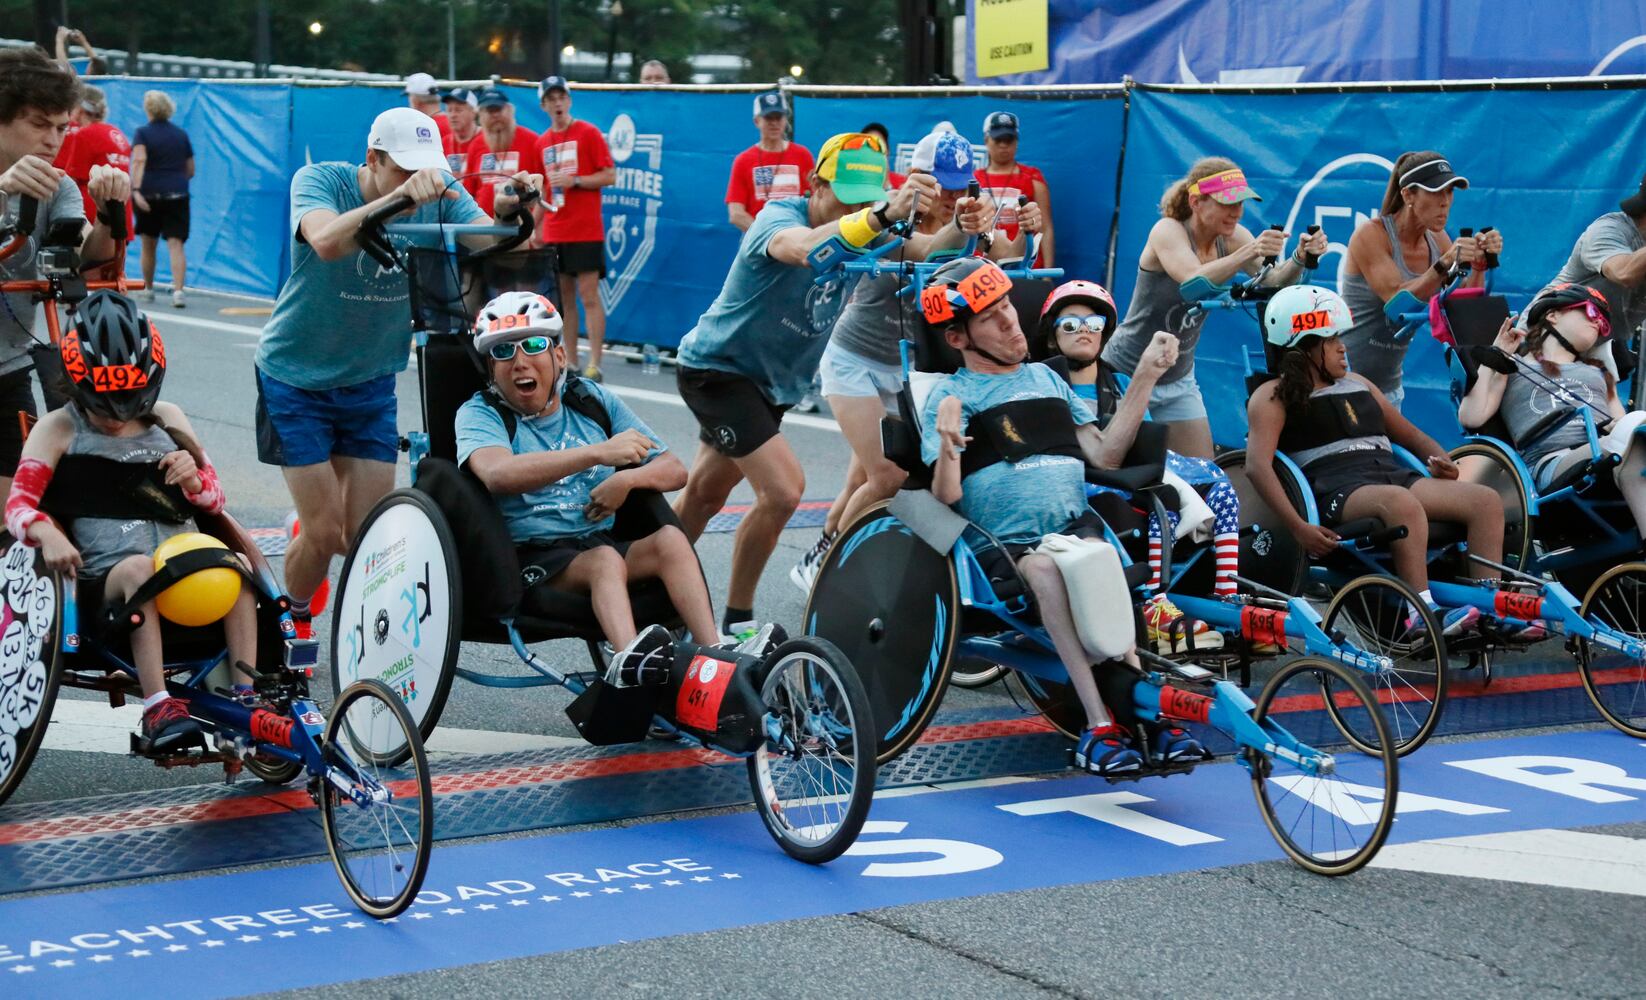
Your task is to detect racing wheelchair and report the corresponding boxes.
[0,202,432,917]
[329,196,876,864]
[801,244,1400,875]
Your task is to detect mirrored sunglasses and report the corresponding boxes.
[488,336,554,361]
[1053,315,1107,336]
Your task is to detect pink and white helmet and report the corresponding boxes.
[1038,279,1119,347]
[472,290,564,356]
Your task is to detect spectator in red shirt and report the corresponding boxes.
[441,87,480,174]
[404,72,454,157]
[462,88,540,218]
[53,84,132,249]
[536,76,616,381]
[725,91,813,231]
[861,122,904,190]
[975,110,1054,267]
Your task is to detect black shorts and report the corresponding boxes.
[517,532,631,590]
[1305,451,1424,527]
[135,195,189,241]
[976,510,1106,583]
[0,367,38,476]
[677,365,789,458]
[552,240,606,277]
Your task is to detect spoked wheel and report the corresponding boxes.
[1008,668,1084,739]
[1248,656,1398,875]
[1576,561,1646,738]
[1319,574,1448,755]
[1450,442,1533,572]
[804,502,958,764]
[0,545,64,807]
[244,751,303,785]
[320,679,433,918]
[748,637,876,864]
[949,657,1007,689]
[330,489,462,767]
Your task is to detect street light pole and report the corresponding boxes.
[447,1,457,78]
[254,0,271,76]
[547,0,562,76]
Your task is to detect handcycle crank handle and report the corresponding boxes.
[101,199,127,244]
[1479,225,1498,270]
[1301,224,1321,270]
[362,194,416,230]
[1347,524,1409,548]
[1263,224,1283,267]
[358,195,415,271]
[16,195,38,237]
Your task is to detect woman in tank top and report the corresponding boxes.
[1339,151,1505,409]
[1458,283,1646,535]
[1245,285,1506,639]
[1102,157,1326,459]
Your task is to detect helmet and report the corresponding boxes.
[1038,280,1118,350]
[920,257,1013,331]
[153,532,242,627]
[468,291,563,374]
[1263,284,1354,350]
[61,290,165,422]
[1526,282,1611,339]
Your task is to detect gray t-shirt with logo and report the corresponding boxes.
[1501,360,1610,464]
[0,176,86,377]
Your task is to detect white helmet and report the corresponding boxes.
[1263,284,1354,350]
[472,291,564,357]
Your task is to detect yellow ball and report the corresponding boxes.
[153,532,241,627]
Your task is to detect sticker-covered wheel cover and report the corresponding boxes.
[0,541,56,783]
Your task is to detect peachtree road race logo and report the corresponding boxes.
[0,541,54,785]
[600,114,663,316]
[1281,153,1395,292]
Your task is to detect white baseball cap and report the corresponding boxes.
[403,72,439,97]
[367,108,448,172]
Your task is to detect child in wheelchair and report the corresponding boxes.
[454,291,721,682]
[1245,284,1508,639]
[1036,278,1252,653]
[1457,283,1646,535]
[919,258,1207,775]
[5,291,255,752]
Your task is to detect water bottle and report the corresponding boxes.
[642,342,661,376]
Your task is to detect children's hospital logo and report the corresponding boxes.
[600,114,664,315]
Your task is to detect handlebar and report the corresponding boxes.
[359,184,541,270]
[1263,224,1283,267]
[1301,223,1321,270]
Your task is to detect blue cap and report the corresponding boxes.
[537,75,569,100]
[983,111,1018,139]
[475,87,510,109]
[753,91,787,117]
[931,131,976,189]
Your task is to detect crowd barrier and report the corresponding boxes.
[91,75,1646,445]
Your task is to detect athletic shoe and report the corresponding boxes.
[1249,637,1288,656]
[139,288,156,303]
[1506,621,1548,644]
[605,624,674,687]
[793,392,820,414]
[582,364,604,383]
[1073,725,1144,776]
[1147,721,1207,762]
[171,288,186,308]
[788,531,833,594]
[1143,595,1224,654]
[139,697,203,752]
[1404,604,1480,640]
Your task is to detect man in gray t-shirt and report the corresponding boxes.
[1548,175,1646,346]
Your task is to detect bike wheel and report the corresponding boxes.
[1320,574,1448,755]
[1007,668,1084,739]
[1577,561,1646,738]
[244,751,303,785]
[0,550,64,807]
[1450,442,1533,572]
[320,679,433,918]
[1248,656,1398,875]
[747,637,876,865]
[948,657,1007,689]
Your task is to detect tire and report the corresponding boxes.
[244,752,303,785]
[1008,668,1085,739]
[948,657,1007,689]
[320,679,434,919]
[1213,449,1309,596]
[1320,574,1448,756]
[803,502,958,764]
[1449,442,1533,572]
[330,489,462,766]
[1576,561,1646,738]
[747,637,876,864]
[1248,656,1399,876]
[0,546,64,807]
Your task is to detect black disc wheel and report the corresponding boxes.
[1249,656,1399,875]
[1576,561,1646,738]
[747,637,876,864]
[0,544,64,807]
[1320,574,1449,755]
[803,503,958,764]
[321,679,433,919]
[1450,442,1533,572]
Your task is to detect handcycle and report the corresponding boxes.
[802,237,1401,875]
[329,193,877,864]
[0,204,433,918]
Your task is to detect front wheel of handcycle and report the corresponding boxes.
[1320,574,1448,756]
[1248,656,1398,876]
[321,679,434,918]
[1576,561,1646,738]
[748,637,876,864]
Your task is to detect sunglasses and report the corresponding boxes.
[488,336,555,361]
[1053,315,1107,336]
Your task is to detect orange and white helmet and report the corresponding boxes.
[472,291,564,356]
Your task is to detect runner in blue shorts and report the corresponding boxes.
[255,107,542,637]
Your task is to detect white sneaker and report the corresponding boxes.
[171,288,186,308]
[788,531,833,594]
[139,288,156,303]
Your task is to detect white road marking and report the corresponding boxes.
[40,698,582,757]
[149,312,264,338]
[1369,829,1646,896]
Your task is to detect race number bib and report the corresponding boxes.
[675,654,737,732]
